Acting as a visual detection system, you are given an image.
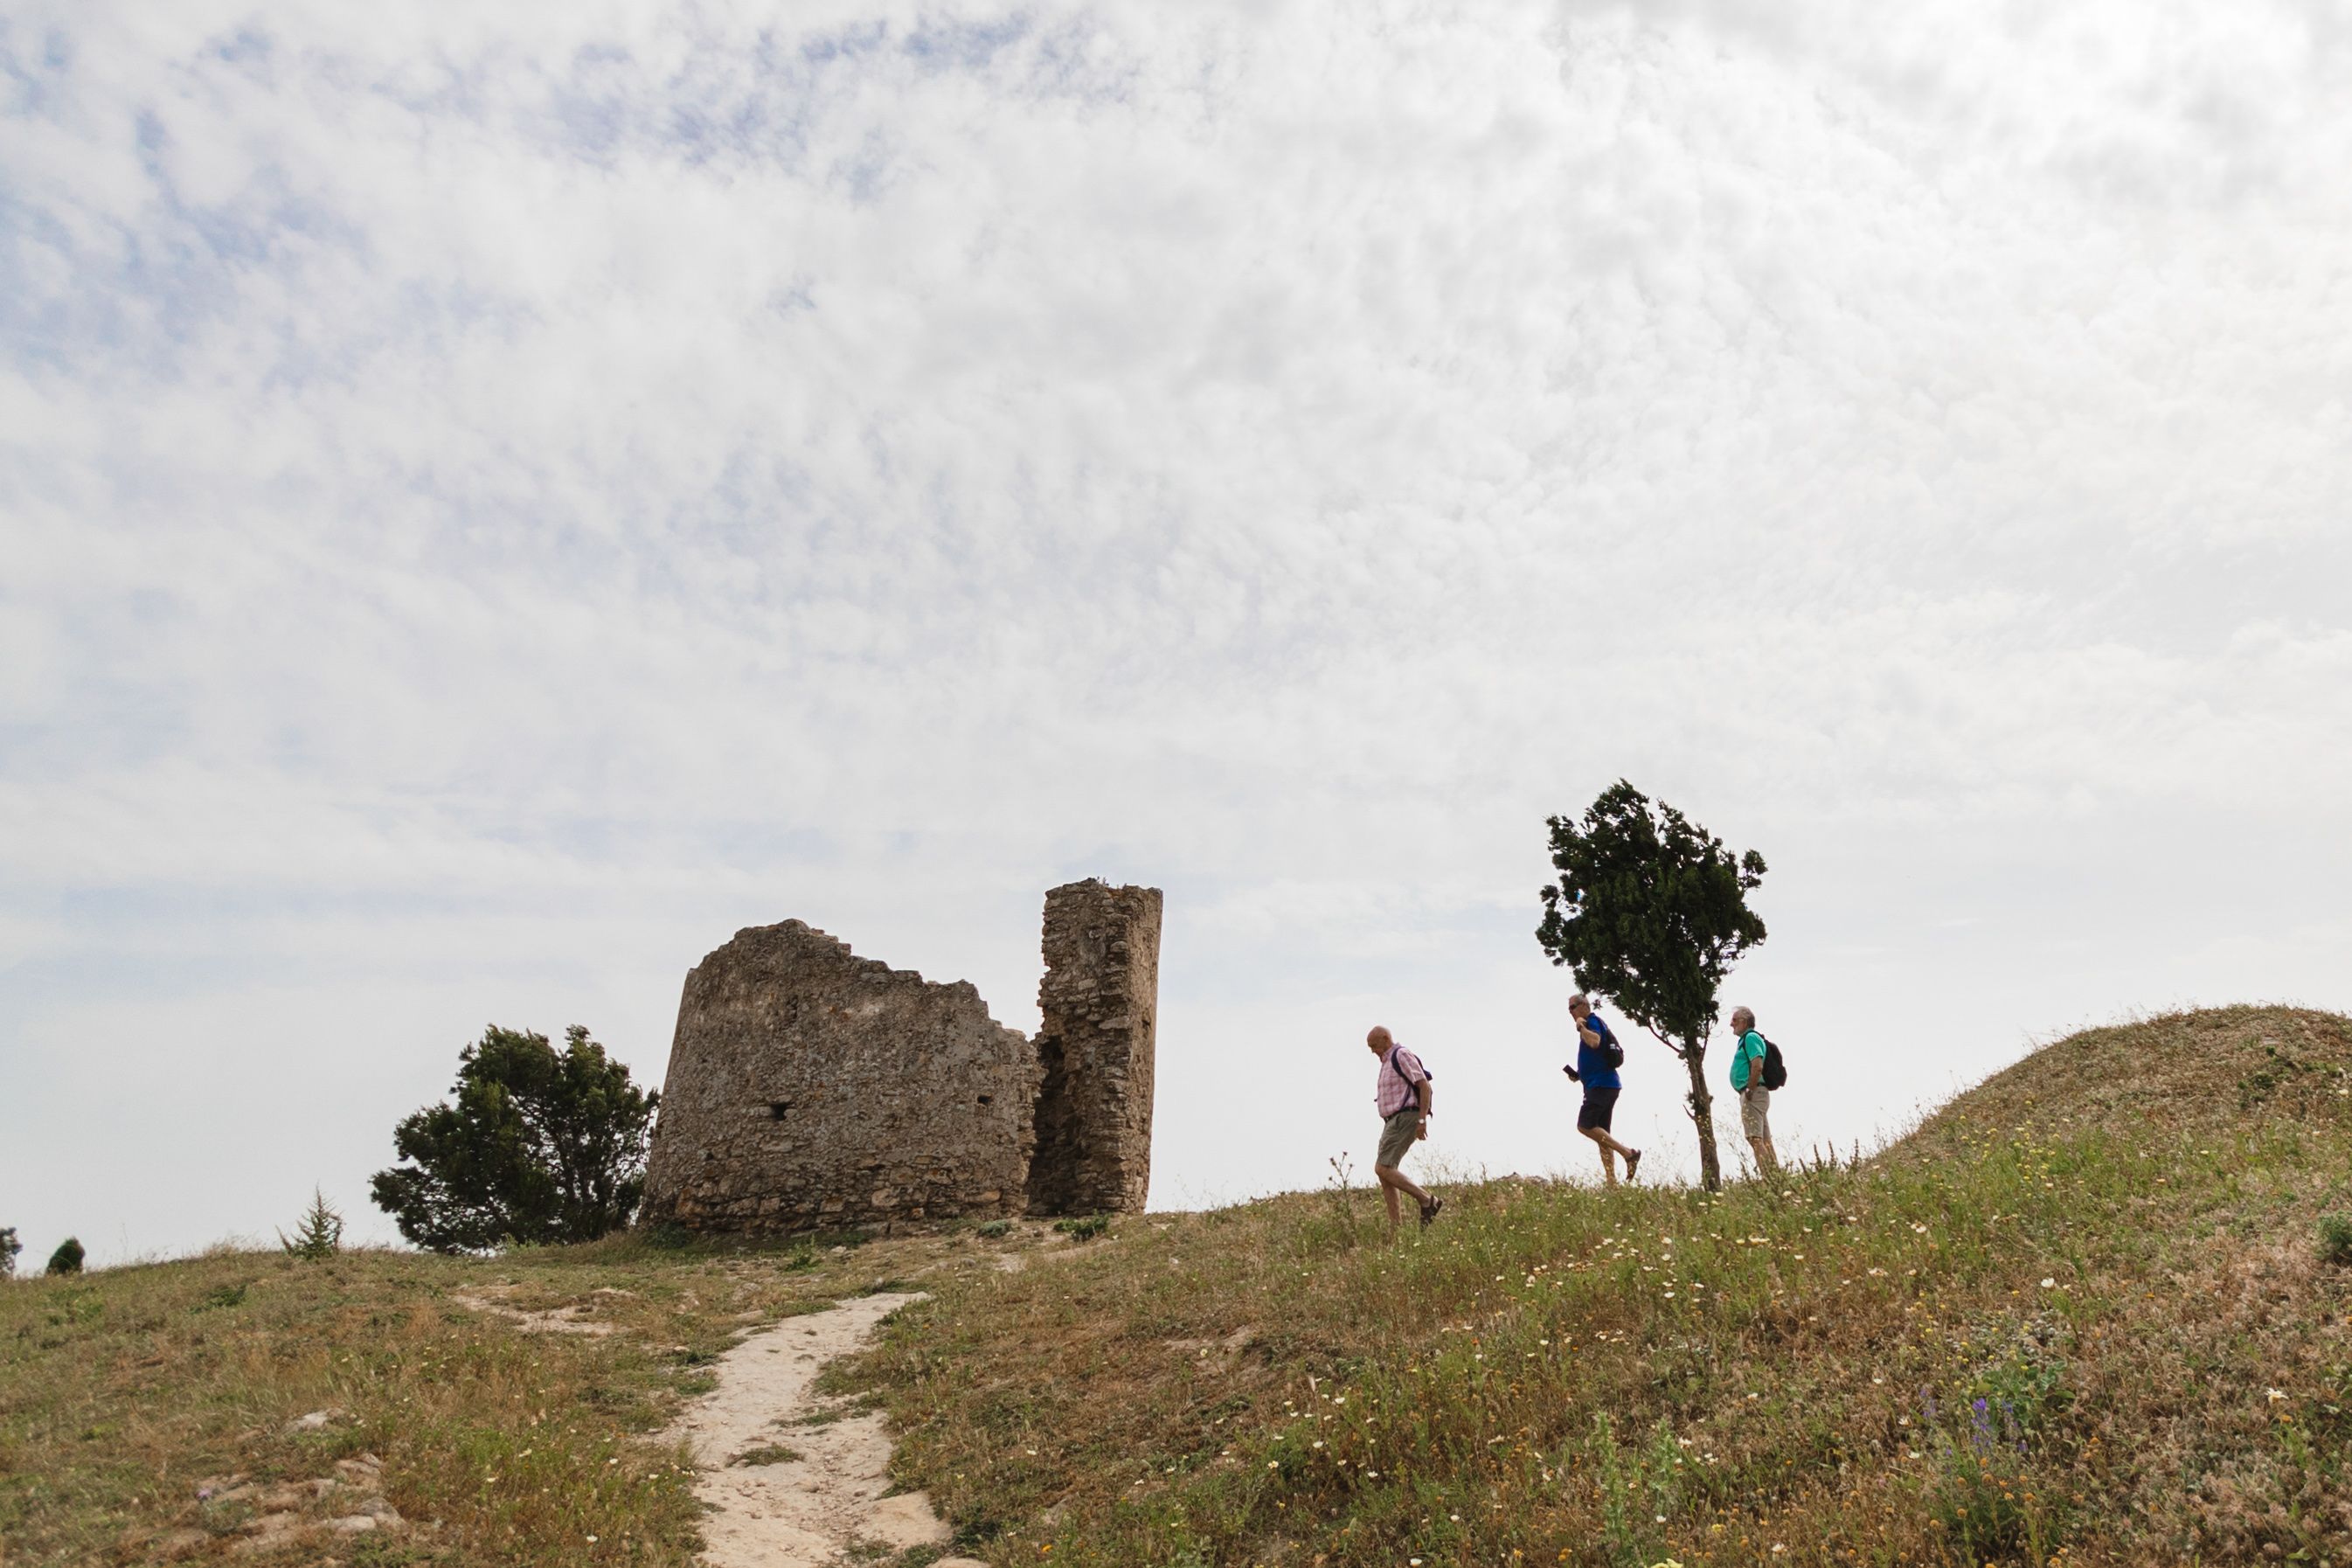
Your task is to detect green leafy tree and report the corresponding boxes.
[371,1025,658,1253]
[1537,780,1768,1190]
[45,1236,85,1275]
[1,1226,20,1279]
[279,1188,344,1260]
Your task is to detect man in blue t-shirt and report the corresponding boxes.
[1563,993,1641,1185]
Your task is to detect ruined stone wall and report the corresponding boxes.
[638,919,1037,1234]
[1025,879,1162,1216]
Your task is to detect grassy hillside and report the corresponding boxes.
[7,1005,2350,1566]
[0,1226,967,1564]
[855,1005,2352,1566]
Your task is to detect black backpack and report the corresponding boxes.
[1593,1016,1626,1071]
[1759,1035,1788,1091]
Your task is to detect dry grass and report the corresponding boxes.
[850,1005,2352,1566]
[10,1006,2350,1567]
[0,1224,1010,1564]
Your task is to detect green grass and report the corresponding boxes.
[730,1442,801,1467]
[0,1226,979,1564]
[846,1005,2352,1566]
[7,1005,2349,1566]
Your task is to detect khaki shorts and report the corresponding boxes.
[1739,1081,1773,1141]
[1376,1108,1422,1169]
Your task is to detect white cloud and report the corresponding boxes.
[3,0,2347,1259]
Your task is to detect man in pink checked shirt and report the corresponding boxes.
[1365,1025,1440,1232]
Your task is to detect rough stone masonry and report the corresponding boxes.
[639,879,1162,1234]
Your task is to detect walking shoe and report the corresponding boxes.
[1625,1148,1643,1183]
[1419,1196,1443,1228]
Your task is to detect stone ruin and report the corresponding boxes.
[638,878,1161,1234]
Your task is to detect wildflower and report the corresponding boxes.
[2039,1278,2056,1289]
[2267,1388,2288,1402]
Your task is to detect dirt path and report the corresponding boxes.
[667,1290,985,1568]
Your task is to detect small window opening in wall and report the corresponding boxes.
[976,1093,994,1106]
[765,1101,791,1120]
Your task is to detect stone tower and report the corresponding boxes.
[636,880,1162,1236]
[1024,878,1162,1216]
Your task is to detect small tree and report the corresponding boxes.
[280,1188,344,1260]
[1537,781,1767,1191]
[1,1226,20,1279]
[46,1237,85,1275]
[371,1025,658,1253]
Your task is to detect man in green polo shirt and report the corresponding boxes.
[1727,1006,1780,1177]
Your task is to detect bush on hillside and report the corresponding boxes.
[279,1188,344,1261]
[0,1226,19,1279]
[2321,1214,2352,1267]
[45,1237,84,1276]
[1537,779,1767,1190]
[371,1024,658,1253]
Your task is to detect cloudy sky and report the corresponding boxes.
[5,1,2348,1265]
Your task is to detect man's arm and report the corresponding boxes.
[1578,1022,1599,1048]
[1417,1076,1433,1119]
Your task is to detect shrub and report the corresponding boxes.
[1054,1215,1111,1241]
[0,1226,19,1279]
[45,1237,85,1275]
[975,1220,1013,1239]
[2319,1215,2352,1267]
[371,1024,658,1252]
[279,1188,344,1260]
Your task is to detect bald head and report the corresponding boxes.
[1365,1025,1392,1054]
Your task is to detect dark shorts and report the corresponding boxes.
[1577,1086,1620,1132]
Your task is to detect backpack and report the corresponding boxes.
[1592,1016,1626,1072]
[1759,1035,1787,1091]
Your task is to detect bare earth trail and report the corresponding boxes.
[667,1289,985,1568]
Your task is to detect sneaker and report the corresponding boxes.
[1624,1148,1643,1183]
[1419,1196,1443,1228]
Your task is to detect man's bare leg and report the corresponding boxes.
[1582,1125,1638,1185]
[1375,1164,1428,1232]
